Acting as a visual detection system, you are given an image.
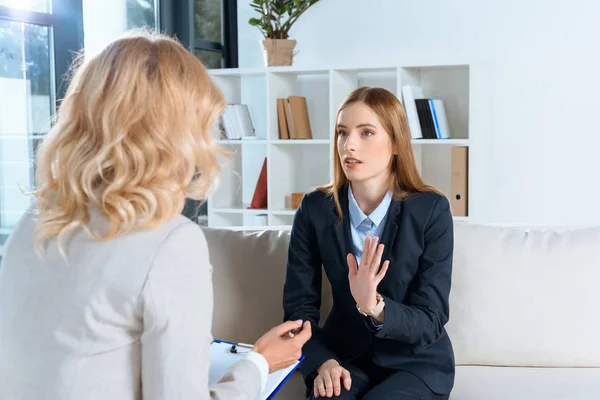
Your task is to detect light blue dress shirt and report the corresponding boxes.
[347,185,393,329]
[348,184,393,265]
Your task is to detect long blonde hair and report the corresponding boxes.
[34,30,227,251]
[318,86,443,220]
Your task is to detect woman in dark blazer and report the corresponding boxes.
[282,87,455,400]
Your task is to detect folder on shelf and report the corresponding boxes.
[451,146,468,216]
[210,340,304,400]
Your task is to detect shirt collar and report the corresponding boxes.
[348,184,393,229]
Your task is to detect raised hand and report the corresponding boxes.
[347,235,389,312]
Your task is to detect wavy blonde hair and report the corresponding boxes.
[318,86,444,221]
[34,30,227,252]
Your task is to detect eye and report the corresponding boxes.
[362,130,374,136]
[338,130,348,137]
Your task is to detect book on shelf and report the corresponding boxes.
[401,85,452,140]
[276,96,313,140]
[213,104,256,140]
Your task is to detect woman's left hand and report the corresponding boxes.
[347,236,390,312]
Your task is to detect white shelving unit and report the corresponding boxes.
[207,64,475,228]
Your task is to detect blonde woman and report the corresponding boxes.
[0,31,310,400]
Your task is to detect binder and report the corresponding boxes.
[210,340,304,400]
[451,146,468,216]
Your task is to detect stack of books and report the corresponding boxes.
[213,104,256,140]
[401,85,452,140]
[276,96,313,140]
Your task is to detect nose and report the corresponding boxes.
[343,132,357,152]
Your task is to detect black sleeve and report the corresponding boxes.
[374,196,454,351]
[282,196,338,377]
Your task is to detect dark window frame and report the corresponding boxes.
[161,0,237,69]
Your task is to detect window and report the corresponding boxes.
[0,0,83,244]
[0,19,51,235]
[0,1,235,237]
[193,0,223,68]
[162,0,237,70]
[197,0,237,69]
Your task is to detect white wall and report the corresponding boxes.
[82,0,128,56]
[237,0,600,226]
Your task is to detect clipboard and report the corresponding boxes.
[211,340,304,400]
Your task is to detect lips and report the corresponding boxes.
[344,156,363,165]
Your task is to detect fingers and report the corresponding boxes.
[341,368,352,391]
[316,376,325,398]
[295,321,312,343]
[323,372,334,398]
[375,260,390,284]
[331,369,342,396]
[370,243,384,275]
[368,236,379,267]
[273,319,303,336]
[346,253,358,277]
[361,235,371,266]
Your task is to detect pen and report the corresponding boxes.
[288,328,300,338]
[229,342,253,354]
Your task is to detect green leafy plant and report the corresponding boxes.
[249,0,319,40]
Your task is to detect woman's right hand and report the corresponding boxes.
[313,359,352,398]
[252,320,312,373]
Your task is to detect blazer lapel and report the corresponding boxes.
[333,186,353,269]
[380,198,401,264]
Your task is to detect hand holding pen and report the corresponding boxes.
[252,320,312,373]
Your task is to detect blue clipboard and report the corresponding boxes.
[212,339,304,400]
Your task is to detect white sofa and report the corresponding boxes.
[202,223,600,399]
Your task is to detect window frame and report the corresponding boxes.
[161,0,238,69]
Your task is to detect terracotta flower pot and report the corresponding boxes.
[260,39,297,67]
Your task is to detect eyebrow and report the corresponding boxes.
[336,123,377,129]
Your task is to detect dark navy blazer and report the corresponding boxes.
[282,185,455,395]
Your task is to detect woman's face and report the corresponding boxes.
[336,102,394,185]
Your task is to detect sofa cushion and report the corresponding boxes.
[201,227,332,345]
[451,366,600,400]
[446,224,600,367]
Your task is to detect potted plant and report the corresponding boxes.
[249,0,319,67]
